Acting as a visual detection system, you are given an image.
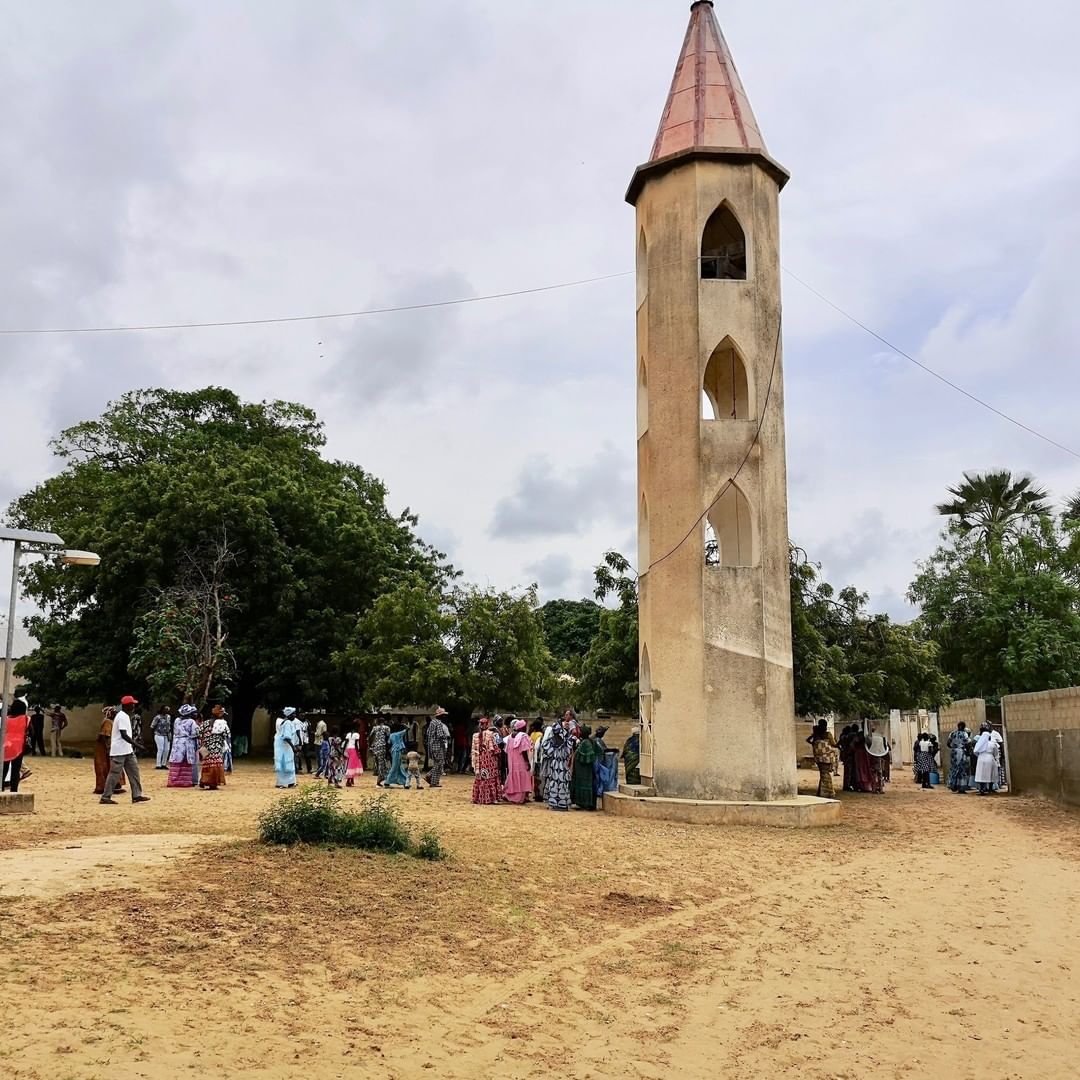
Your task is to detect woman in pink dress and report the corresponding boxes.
[470,717,503,805]
[503,719,534,804]
[343,724,364,787]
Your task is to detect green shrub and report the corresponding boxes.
[414,830,447,862]
[333,797,414,854]
[257,785,342,845]
[257,789,445,860]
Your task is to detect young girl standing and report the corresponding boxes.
[343,724,364,787]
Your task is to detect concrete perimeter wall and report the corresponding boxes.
[938,698,986,733]
[1002,688,1080,808]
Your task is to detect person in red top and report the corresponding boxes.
[2,700,30,793]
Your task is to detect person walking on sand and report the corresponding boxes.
[544,715,574,811]
[810,720,838,798]
[947,721,973,793]
[404,748,424,790]
[324,730,346,788]
[151,706,172,769]
[198,709,230,790]
[425,708,450,788]
[2,700,30,793]
[29,705,46,757]
[167,705,199,788]
[383,723,409,789]
[973,722,998,796]
[470,717,503,805]
[94,707,126,796]
[913,730,939,790]
[369,715,391,786]
[100,696,151,805]
[865,723,889,795]
[49,706,68,757]
[343,723,365,787]
[313,716,329,778]
[503,719,534,804]
[274,708,300,789]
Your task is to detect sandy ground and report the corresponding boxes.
[1,757,1078,1080]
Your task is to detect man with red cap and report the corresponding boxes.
[100,695,151,805]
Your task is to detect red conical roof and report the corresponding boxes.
[628,1,786,202]
[651,1,766,159]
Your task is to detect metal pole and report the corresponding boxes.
[0,541,21,787]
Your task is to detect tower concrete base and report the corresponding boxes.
[603,789,839,828]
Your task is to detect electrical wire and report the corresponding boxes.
[0,270,636,336]
[643,313,783,577]
[782,267,1080,461]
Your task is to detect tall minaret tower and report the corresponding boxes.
[630,1,796,802]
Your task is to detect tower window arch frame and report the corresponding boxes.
[704,482,758,568]
[700,200,748,281]
[702,336,754,421]
[637,356,649,436]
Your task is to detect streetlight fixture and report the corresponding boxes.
[0,527,100,807]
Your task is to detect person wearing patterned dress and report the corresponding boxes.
[913,730,939,790]
[167,706,200,788]
[947,722,973,793]
[811,721,839,798]
[544,718,574,811]
[470,717,503,805]
[199,712,229,790]
[324,733,346,788]
[369,717,391,786]
[425,708,450,788]
[503,719,534,804]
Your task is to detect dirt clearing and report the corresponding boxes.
[1,758,1077,1079]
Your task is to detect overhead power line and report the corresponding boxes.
[0,270,635,336]
[782,268,1080,461]
[0,254,1075,462]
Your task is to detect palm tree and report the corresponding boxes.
[1063,490,1080,525]
[936,470,1050,547]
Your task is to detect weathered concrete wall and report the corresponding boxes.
[938,698,985,733]
[1002,688,1080,808]
[634,154,795,802]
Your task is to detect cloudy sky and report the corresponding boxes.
[1,0,1079,640]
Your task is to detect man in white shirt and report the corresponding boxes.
[100,695,151,805]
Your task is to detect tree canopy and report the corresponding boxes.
[910,514,1080,699]
[336,576,554,720]
[9,388,449,730]
[539,598,602,676]
[935,469,1050,550]
[578,552,639,715]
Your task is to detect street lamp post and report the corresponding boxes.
[0,527,100,811]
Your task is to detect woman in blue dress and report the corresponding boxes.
[947,721,972,793]
[274,708,300,788]
[382,723,409,788]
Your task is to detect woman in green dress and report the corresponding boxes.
[570,724,598,810]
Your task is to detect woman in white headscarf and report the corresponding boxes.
[167,705,200,788]
[973,722,997,796]
[274,707,300,789]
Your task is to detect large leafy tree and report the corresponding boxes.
[9,388,449,733]
[578,552,639,714]
[909,515,1080,699]
[790,546,948,717]
[935,469,1050,549]
[539,598,602,676]
[337,577,554,721]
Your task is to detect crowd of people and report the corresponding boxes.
[809,717,1008,798]
[268,705,641,811]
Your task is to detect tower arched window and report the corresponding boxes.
[702,337,751,420]
[701,203,747,280]
[637,357,648,436]
[705,483,757,567]
[637,229,649,308]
